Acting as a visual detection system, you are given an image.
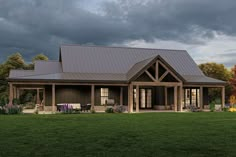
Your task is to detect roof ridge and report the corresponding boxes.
[35,60,60,63]
[61,44,187,52]
[10,69,34,71]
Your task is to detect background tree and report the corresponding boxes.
[0,53,26,101]
[199,62,233,103]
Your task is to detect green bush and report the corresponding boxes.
[223,107,229,112]
[0,96,8,107]
[210,102,215,112]
[90,109,96,114]
[4,104,23,114]
[0,107,5,114]
[105,107,114,113]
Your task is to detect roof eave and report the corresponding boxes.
[8,78,128,84]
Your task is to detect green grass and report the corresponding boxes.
[1,112,236,157]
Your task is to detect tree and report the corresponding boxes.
[199,62,233,103]
[0,53,26,100]
[199,62,232,81]
[32,54,48,63]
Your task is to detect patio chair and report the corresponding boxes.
[189,104,199,112]
[81,104,91,112]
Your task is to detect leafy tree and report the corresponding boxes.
[0,53,26,100]
[32,54,48,63]
[199,62,233,103]
[199,62,232,81]
[1,52,25,77]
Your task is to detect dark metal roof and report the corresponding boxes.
[9,70,35,78]
[9,61,62,78]
[8,45,225,85]
[34,60,62,74]
[127,55,157,80]
[60,45,204,76]
[183,75,226,85]
[11,73,127,82]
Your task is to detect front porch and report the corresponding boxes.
[8,82,225,113]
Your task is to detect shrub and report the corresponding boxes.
[210,102,215,112]
[0,106,5,114]
[12,98,20,105]
[105,107,114,113]
[5,104,23,114]
[90,109,96,114]
[223,107,229,112]
[61,104,73,114]
[113,105,126,113]
[0,96,8,107]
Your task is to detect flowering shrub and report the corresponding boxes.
[60,104,73,114]
[113,105,126,113]
[105,107,114,113]
[0,104,23,114]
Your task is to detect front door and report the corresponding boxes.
[140,88,152,109]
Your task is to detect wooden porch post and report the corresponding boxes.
[9,83,13,104]
[199,86,203,110]
[91,85,95,110]
[179,86,183,112]
[13,86,16,99]
[222,86,225,110]
[165,87,168,109]
[36,88,40,104]
[120,87,123,105]
[43,88,46,111]
[174,86,177,112]
[128,84,133,113]
[52,84,55,112]
[136,85,139,113]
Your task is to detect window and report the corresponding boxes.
[101,88,109,105]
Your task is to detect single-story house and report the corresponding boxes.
[8,45,226,112]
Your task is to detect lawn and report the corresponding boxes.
[0,112,236,157]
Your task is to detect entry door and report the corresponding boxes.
[140,88,152,109]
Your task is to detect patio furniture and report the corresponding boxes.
[189,104,200,112]
[56,103,81,112]
[105,99,115,106]
[81,104,91,112]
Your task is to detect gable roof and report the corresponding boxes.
[8,45,225,85]
[60,45,204,76]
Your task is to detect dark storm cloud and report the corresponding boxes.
[0,0,236,62]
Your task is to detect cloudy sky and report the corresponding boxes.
[1,0,236,67]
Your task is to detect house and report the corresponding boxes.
[8,45,226,112]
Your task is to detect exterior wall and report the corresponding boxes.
[167,87,174,105]
[123,87,128,106]
[44,85,125,108]
[203,87,209,108]
[55,85,91,105]
[45,85,91,106]
[153,86,165,105]
[45,85,52,106]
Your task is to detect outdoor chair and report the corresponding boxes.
[81,104,91,112]
[189,104,199,112]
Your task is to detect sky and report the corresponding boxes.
[0,0,236,67]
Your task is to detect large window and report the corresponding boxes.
[140,88,152,109]
[184,88,199,107]
[101,88,109,105]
